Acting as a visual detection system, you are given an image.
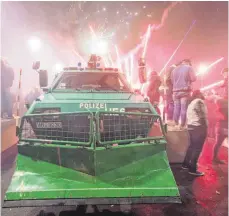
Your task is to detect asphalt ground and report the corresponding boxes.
[1,138,228,216]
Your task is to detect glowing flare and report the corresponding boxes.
[198,65,208,75]
[28,37,41,52]
[159,20,197,75]
[130,54,134,80]
[196,57,224,76]
[200,80,224,91]
[108,53,114,67]
[142,24,151,58]
[115,45,122,71]
[54,63,64,72]
[89,25,108,55]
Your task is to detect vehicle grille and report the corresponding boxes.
[20,112,162,146]
[20,113,93,145]
[97,112,161,145]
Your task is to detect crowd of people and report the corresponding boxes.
[145,60,228,176]
[1,58,42,118]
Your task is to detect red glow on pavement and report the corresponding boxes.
[191,138,228,213]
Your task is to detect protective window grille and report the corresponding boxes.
[20,113,92,144]
[97,112,161,144]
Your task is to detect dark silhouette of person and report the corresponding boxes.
[1,58,14,118]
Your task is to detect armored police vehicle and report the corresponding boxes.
[3,55,180,215]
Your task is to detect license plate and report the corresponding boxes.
[36,122,62,129]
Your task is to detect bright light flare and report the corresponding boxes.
[142,24,151,58]
[200,80,224,91]
[124,58,129,75]
[28,37,41,52]
[159,20,197,75]
[196,57,224,76]
[198,65,208,75]
[133,83,141,90]
[115,45,122,71]
[108,53,114,67]
[130,54,134,79]
[89,25,108,55]
[90,40,108,55]
[54,63,64,72]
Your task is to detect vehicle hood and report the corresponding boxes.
[42,92,144,103]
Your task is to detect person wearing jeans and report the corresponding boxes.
[182,90,208,176]
[173,92,190,128]
[170,59,196,129]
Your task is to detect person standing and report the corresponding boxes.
[146,71,162,115]
[1,58,15,118]
[171,59,196,130]
[220,67,228,99]
[164,63,180,124]
[182,90,208,176]
[212,98,228,164]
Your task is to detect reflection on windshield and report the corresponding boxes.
[55,73,130,92]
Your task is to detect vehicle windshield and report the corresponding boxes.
[54,72,131,92]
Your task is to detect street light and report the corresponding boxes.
[28,37,42,52]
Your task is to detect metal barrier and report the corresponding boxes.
[19,111,164,147]
[19,112,93,146]
[95,111,164,145]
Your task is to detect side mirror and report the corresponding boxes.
[32,61,40,70]
[39,70,48,88]
[138,58,147,84]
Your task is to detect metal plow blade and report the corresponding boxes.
[3,148,181,208]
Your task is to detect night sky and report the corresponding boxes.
[1,1,228,92]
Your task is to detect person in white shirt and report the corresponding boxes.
[182,90,208,176]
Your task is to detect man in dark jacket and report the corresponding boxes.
[1,59,14,118]
[146,71,161,114]
[171,59,196,129]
